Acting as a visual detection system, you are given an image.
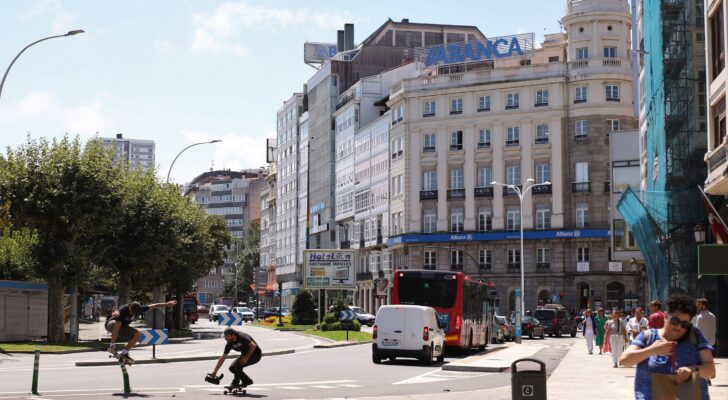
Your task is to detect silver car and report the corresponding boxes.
[233,306,255,322]
[208,304,229,321]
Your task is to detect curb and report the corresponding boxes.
[74,348,295,367]
[441,344,511,373]
[4,348,106,355]
[313,340,372,349]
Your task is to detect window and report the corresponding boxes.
[575,86,587,103]
[576,202,589,227]
[477,167,492,188]
[507,126,520,146]
[576,162,589,183]
[535,124,549,144]
[391,175,403,196]
[479,249,492,270]
[478,95,491,111]
[607,119,620,132]
[423,170,437,191]
[710,5,725,78]
[451,250,464,271]
[506,165,521,188]
[606,85,620,101]
[391,137,404,159]
[478,207,492,232]
[614,219,638,250]
[450,208,464,232]
[536,163,550,184]
[423,133,436,152]
[536,89,549,106]
[423,209,437,233]
[576,47,588,59]
[549,56,560,62]
[506,92,520,109]
[508,249,521,264]
[424,249,437,270]
[506,207,520,231]
[712,97,726,149]
[575,120,588,139]
[478,129,491,148]
[536,205,551,230]
[423,100,436,117]
[450,168,464,189]
[603,46,617,58]
[537,248,551,264]
[577,247,590,262]
[450,98,463,114]
[450,131,463,150]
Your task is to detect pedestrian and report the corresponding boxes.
[620,293,716,400]
[583,309,597,354]
[105,300,177,362]
[605,310,627,367]
[648,300,666,329]
[210,328,262,390]
[595,308,609,354]
[626,307,649,341]
[694,298,717,350]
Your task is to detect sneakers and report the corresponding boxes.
[107,345,118,356]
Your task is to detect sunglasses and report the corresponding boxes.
[668,315,692,329]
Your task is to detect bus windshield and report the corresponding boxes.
[397,276,457,308]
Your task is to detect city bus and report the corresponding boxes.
[392,269,496,350]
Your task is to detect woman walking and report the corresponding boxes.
[605,310,627,367]
[595,308,608,354]
[583,309,597,354]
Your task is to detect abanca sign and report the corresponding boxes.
[421,34,533,67]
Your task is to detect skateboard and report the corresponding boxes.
[108,351,134,366]
[223,385,247,395]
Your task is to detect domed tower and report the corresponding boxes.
[562,0,632,66]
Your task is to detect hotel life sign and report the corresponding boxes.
[304,250,356,289]
[415,33,535,67]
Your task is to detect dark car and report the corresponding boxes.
[514,316,545,339]
[533,307,577,337]
[263,307,281,318]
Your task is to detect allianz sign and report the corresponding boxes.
[424,37,524,67]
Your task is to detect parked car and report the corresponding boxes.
[515,316,545,339]
[208,304,230,322]
[233,306,255,322]
[372,305,445,365]
[346,306,375,326]
[263,307,282,318]
[494,315,513,342]
[197,304,210,314]
[533,306,577,337]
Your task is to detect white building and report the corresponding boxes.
[102,133,155,170]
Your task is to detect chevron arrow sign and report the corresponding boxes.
[217,312,244,326]
[339,310,355,321]
[138,329,169,345]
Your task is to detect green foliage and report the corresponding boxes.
[291,289,317,324]
[320,319,361,332]
[323,312,338,324]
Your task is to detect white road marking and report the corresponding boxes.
[337,384,363,388]
[310,385,336,389]
[185,379,356,388]
[278,386,305,390]
[393,368,489,385]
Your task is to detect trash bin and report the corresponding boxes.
[511,357,547,400]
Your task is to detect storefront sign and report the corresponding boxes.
[387,229,610,246]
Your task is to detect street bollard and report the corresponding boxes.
[511,357,547,400]
[31,349,40,395]
[119,362,131,394]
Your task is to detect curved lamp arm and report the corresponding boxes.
[166,140,222,183]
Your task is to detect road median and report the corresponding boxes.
[74,348,295,366]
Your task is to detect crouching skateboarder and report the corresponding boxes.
[105,300,177,364]
[209,328,262,394]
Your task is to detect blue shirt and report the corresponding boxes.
[631,328,713,400]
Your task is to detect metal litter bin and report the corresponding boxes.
[511,357,547,400]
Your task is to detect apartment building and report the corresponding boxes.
[706,0,728,197]
[102,133,155,170]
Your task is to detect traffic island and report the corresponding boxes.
[74,348,295,366]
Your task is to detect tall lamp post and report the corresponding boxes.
[166,140,222,184]
[491,178,551,343]
[0,30,85,101]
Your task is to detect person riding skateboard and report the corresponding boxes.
[105,300,177,362]
[210,328,262,389]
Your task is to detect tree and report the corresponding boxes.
[0,136,123,342]
[0,202,39,280]
[237,221,259,303]
[291,289,317,324]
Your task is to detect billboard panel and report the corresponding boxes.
[304,42,338,64]
[304,250,356,289]
[698,244,728,275]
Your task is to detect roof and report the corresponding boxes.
[361,18,486,47]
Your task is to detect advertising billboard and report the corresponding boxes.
[304,42,338,64]
[303,250,356,289]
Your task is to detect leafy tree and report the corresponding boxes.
[0,202,39,280]
[291,289,317,324]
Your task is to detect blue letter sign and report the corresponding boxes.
[424,36,525,67]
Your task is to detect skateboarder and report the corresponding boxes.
[105,300,177,363]
[210,328,262,390]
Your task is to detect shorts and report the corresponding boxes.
[105,320,138,342]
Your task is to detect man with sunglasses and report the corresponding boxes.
[620,293,715,400]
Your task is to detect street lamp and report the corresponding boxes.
[166,140,222,183]
[0,30,85,101]
[491,178,551,344]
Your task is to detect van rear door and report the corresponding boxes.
[376,307,407,349]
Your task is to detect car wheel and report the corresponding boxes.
[372,353,381,364]
[571,328,577,338]
[555,328,562,338]
[540,331,545,339]
[529,331,534,339]
[421,345,433,366]
[389,356,396,362]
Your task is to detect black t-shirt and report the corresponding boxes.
[110,304,150,326]
[224,331,260,355]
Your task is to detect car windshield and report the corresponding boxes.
[214,305,229,311]
[239,307,251,312]
[533,310,553,320]
[350,307,364,314]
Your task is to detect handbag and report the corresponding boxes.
[651,372,701,400]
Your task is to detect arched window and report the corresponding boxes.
[538,290,551,306]
[606,282,625,311]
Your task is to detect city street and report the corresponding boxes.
[0,322,575,399]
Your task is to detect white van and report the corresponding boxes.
[372,305,445,365]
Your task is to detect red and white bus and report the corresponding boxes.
[392,269,496,350]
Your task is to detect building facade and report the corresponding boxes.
[705,0,728,197]
[102,133,155,170]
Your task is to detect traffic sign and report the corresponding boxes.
[218,312,244,326]
[138,329,169,345]
[339,310,355,321]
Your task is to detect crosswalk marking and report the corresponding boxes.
[394,368,491,385]
[310,385,337,389]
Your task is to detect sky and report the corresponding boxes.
[0,1,565,184]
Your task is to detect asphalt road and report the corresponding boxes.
[0,321,575,399]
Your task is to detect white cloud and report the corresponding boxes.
[0,91,110,138]
[191,1,352,54]
[24,0,78,34]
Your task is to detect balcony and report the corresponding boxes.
[423,112,435,118]
[356,271,373,281]
[447,188,465,199]
[477,107,491,112]
[478,142,491,149]
[474,186,494,197]
[450,144,463,151]
[536,263,551,272]
[535,137,549,144]
[575,134,588,141]
[450,110,463,115]
[507,263,521,272]
[532,184,552,195]
[574,99,587,104]
[339,240,350,249]
[450,264,464,271]
[420,190,438,200]
[505,104,519,110]
[506,139,520,147]
[534,102,549,107]
[606,97,621,102]
[572,182,592,193]
[423,146,436,153]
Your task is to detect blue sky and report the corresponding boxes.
[0,1,565,184]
